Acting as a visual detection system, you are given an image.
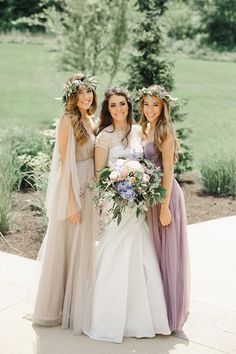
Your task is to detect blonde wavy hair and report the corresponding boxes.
[64,73,97,145]
[140,86,179,162]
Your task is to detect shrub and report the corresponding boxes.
[126,1,193,178]
[0,127,54,234]
[200,155,236,196]
[0,184,11,235]
[0,154,16,234]
[3,128,54,190]
[195,0,236,50]
[163,0,201,41]
[29,152,51,229]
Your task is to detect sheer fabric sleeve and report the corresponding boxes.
[45,115,81,220]
[95,130,111,151]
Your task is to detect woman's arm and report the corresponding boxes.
[95,146,108,177]
[58,116,81,224]
[159,133,175,227]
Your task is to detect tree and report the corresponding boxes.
[195,0,236,49]
[137,0,168,14]
[12,0,128,81]
[126,0,192,177]
[127,0,174,97]
[0,0,61,32]
[60,0,128,79]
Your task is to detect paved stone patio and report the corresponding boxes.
[0,216,236,354]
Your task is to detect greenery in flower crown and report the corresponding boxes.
[137,85,177,108]
[62,75,98,104]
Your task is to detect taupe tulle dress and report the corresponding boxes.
[144,142,190,332]
[33,114,97,333]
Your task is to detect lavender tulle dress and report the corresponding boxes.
[144,141,190,332]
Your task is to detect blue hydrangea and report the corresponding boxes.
[116,181,136,201]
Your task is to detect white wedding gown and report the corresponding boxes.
[86,125,170,343]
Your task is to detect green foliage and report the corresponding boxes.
[165,35,236,62]
[0,127,53,234]
[15,0,129,81]
[195,0,236,50]
[126,0,192,177]
[200,155,236,196]
[127,13,174,94]
[136,0,168,14]
[29,152,51,228]
[163,0,200,40]
[0,0,61,32]
[61,0,128,79]
[3,128,54,190]
[0,155,16,234]
[171,102,193,179]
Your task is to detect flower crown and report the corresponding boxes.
[62,75,98,104]
[137,85,177,107]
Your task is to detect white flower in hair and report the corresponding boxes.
[62,75,98,104]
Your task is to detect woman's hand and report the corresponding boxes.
[160,206,172,227]
[68,212,81,224]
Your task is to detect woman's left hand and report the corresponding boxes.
[160,206,172,227]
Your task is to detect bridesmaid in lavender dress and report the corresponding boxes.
[138,85,190,332]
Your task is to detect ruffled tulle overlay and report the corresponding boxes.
[33,115,98,331]
[85,125,170,343]
[144,142,190,332]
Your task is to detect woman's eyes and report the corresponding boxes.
[144,103,158,107]
[78,89,92,94]
[110,102,126,108]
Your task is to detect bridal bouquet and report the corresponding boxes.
[90,157,166,225]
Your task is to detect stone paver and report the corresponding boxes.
[0,215,236,354]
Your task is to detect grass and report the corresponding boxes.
[0,41,236,166]
[200,154,236,196]
[0,42,66,128]
[0,42,111,130]
[0,154,18,234]
[173,58,236,166]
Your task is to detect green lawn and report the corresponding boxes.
[173,58,236,166]
[0,42,236,166]
[0,42,109,129]
[0,42,65,128]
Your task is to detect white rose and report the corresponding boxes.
[125,160,143,172]
[143,173,150,182]
[110,170,120,181]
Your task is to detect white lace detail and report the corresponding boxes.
[107,125,143,164]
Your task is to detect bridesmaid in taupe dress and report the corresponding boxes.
[33,73,98,334]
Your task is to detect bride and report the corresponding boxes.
[85,87,170,343]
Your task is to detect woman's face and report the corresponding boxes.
[143,96,164,124]
[108,95,129,123]
[76,87,94,112]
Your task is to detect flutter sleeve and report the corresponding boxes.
[95,129,111,151]
[45,115,81,220]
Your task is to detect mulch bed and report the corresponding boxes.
[0,172,235,260]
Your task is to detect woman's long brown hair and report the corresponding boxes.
[97,87,133,147]
[140,89,179,162]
